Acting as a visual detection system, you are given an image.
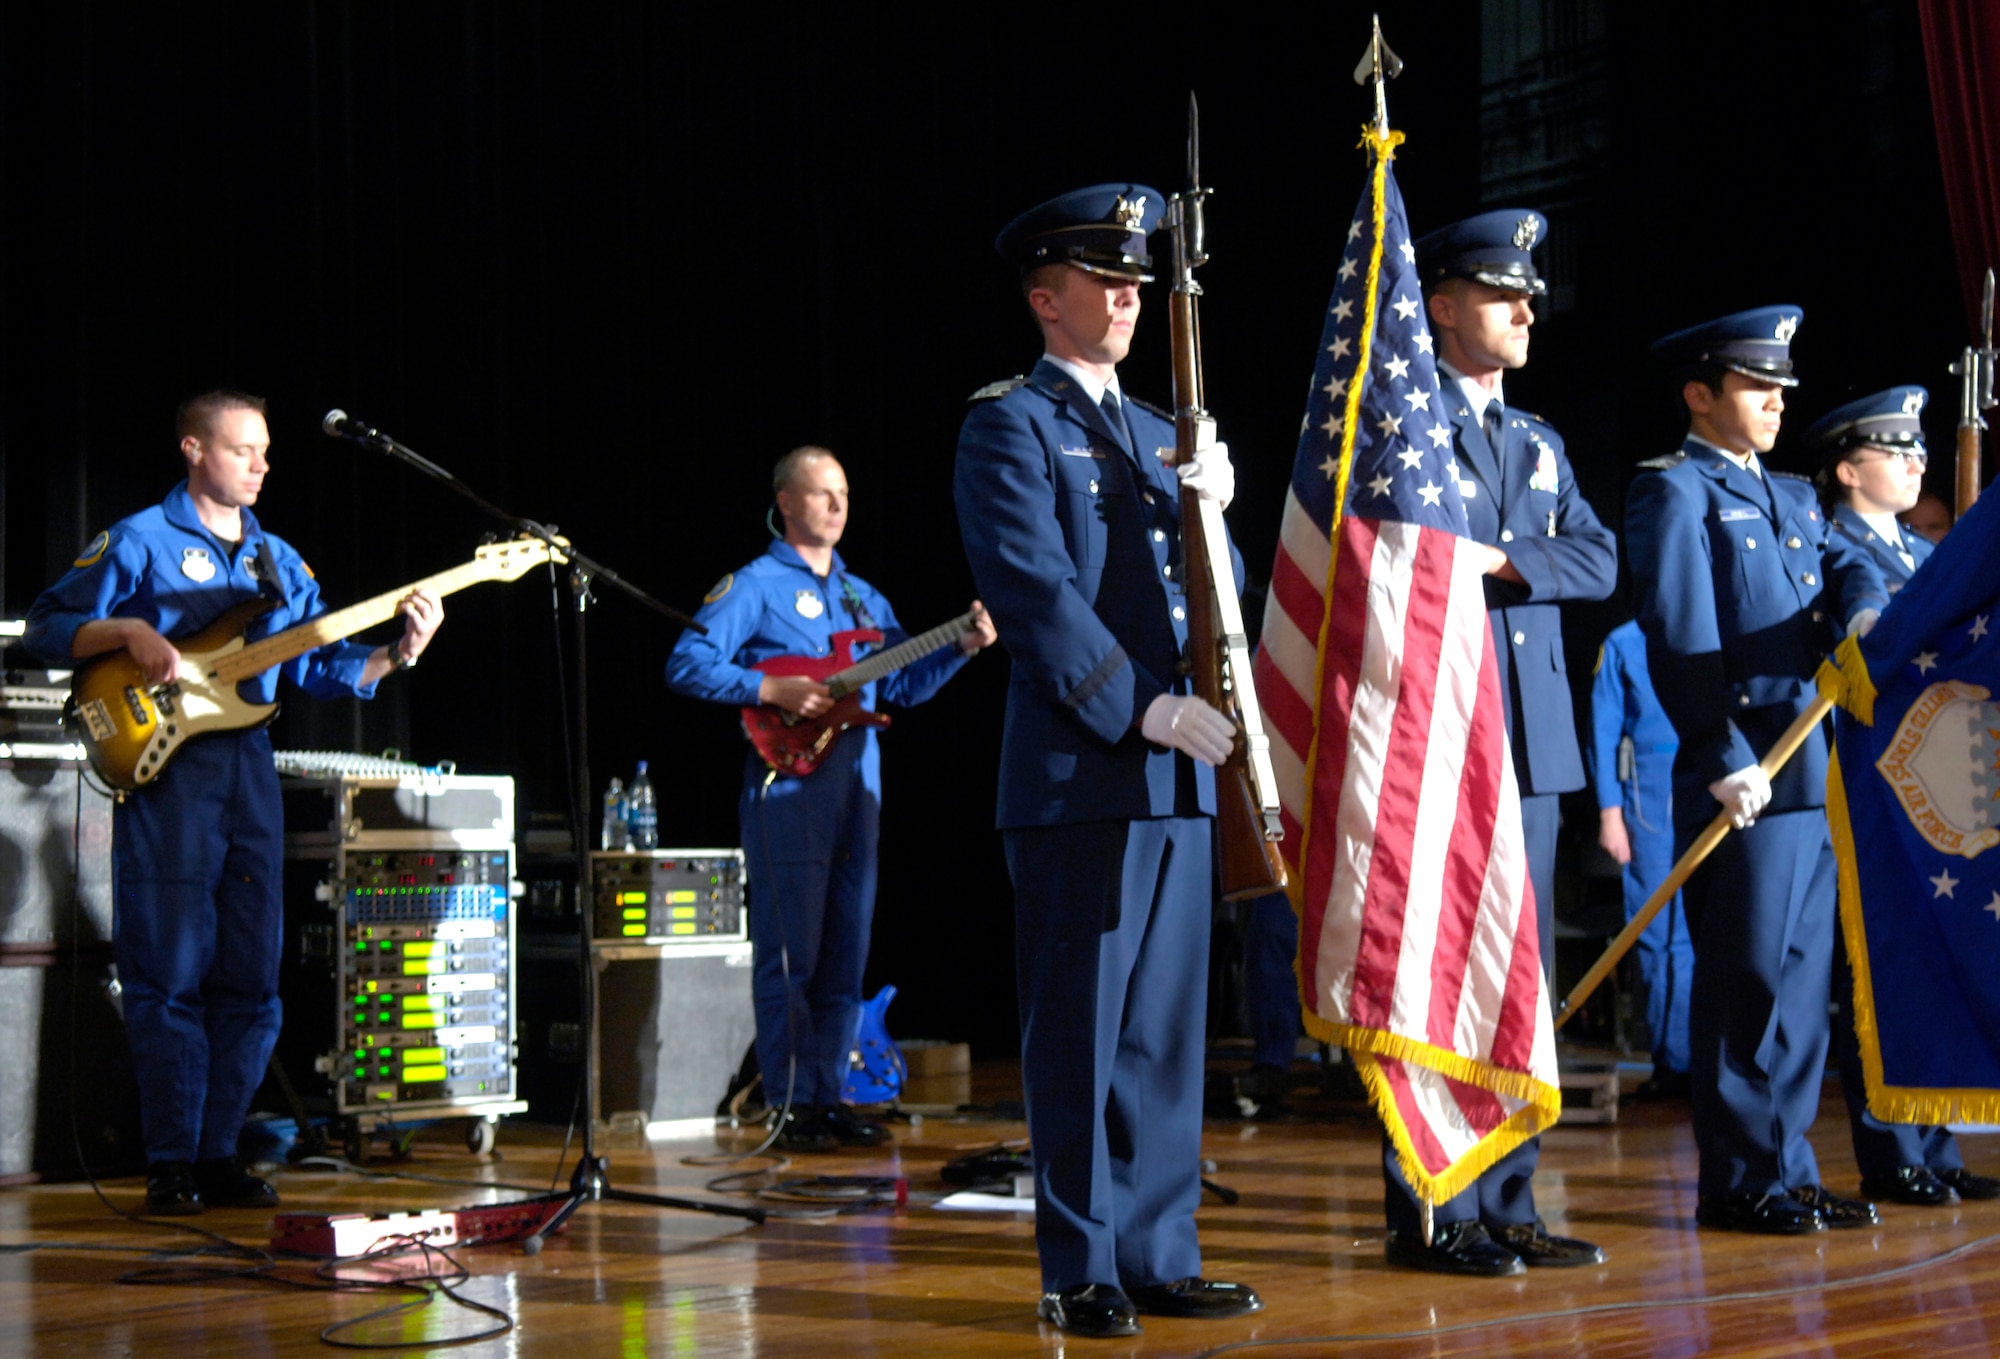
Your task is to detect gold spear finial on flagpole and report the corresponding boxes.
[1352,12,1404,139]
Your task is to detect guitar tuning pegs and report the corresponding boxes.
[480,532,498,545]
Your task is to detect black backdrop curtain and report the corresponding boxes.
[1921,0,2000,338]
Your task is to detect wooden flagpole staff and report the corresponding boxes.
[1552,690,1836,1029]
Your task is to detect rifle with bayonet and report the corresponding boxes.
[1163,92,1289,901]
[1950,267,1996,518]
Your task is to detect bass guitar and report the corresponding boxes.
[68,536,560,791]
[740,609,979,776]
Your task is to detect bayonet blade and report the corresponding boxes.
[1187,92,1200,191]
[1983,267,1994,348]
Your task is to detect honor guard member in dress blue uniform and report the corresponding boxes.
[1626,310,1890,1236]
[953,184,1262,1339]
[25,391,444,1215]
[666,447,994,1153]
[1587,620,1692,1098]
[1372,209,1614,1276]
[1808,388,2000,1207]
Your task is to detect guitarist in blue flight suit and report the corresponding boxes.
[665,446,993,1153]
[1627,310,1889,1236]
[1375,210,1615,1277]
[1808,386,2000,1208]
[26,391,443,1215]
[953,184,1260,1339]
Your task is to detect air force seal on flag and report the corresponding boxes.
[1875,681,2000,860]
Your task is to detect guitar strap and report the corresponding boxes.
[250,539,286,604]
[836,575,877,631]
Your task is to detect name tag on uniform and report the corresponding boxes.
[1059,445,1103,459]
[1717,508,1760,522]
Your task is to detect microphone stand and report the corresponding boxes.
[324,415,763,1238]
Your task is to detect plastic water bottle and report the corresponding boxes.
[628,760,658,850]
[600,777,627,851]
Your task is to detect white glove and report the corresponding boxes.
[1708,764,1773,829]
[1849,608,1880,638]
[1141,693,1237,766]
[1175,439,1235,510]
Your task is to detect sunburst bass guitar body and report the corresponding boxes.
[67,536,560,791]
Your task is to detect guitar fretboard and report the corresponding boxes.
[211,558,502,682]
[824,610,979,699]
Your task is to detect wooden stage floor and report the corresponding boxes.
[8,1061,2000,1357]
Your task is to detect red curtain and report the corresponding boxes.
[1921,0,2000,336]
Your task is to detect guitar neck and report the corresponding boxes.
[825,610,978,699]
[211,560,493,682]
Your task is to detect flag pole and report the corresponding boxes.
[1552,691,1835,1029]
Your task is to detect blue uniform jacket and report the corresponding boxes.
[664,539,967,725]
[1625,440,1888,814]
[25,481,378,703]
[1442,395,1617,795]
[1827,503,1933,597]
[1586,620,1678,812]
[954,359,1244,829]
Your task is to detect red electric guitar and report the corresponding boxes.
[741,609,980,775]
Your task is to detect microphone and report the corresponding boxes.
[322,409,387,444]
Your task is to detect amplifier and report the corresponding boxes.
[590,849,746,943]
[592,941,755,1133]
[279,766,525,1142]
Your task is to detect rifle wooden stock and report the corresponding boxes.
[1958,423,1982,520]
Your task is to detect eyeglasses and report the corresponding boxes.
[1852,447,1928,469]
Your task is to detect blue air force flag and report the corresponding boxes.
[1819,490,2000,1122]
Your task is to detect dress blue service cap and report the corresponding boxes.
[994,183,1165,282]
[1804,386,1928,455]
[1412,208,1548,296]
[1650,306,1804,387]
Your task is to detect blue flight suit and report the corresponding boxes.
[1823,506,1964,1180]
[1382,379,1617,1240]
[1626,440,1887,1199]
[665,540,967,1109]
[25,481,379,1165]
[1586,620,1691,1076]
[954,358,1242,1294]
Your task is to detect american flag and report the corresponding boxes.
[1251,138,1560,1204]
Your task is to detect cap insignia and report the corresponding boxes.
[1774,315,1799,342]
[1512,215,1540,250]
[1114,194,1147,232]
[1902,390,1925,416]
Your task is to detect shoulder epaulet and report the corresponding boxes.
[1125,394,1172,421]
[968,376,1027,402]
[1771,469,1812,484]
[1520,409,1549,425]
[1637,452,1687,471]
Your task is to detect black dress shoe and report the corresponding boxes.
[193,1156,278,1209]
[1860,1165,1957,1206]
[1695,1190,1825,1235]
[771,1107,838,1153]
[1125,1278,1263,1319]
[1632,1070,1692,1102]
[1384,1219,1525,1276]
[1788,1184,1879,1228]
[1037,1284,1141,1338]
[145,1160,204,1216]
[821,1103,892,1147]
[1492,1219,1606,1267]
[1939,1167,2000,1201]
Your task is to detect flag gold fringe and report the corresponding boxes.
[1816,633,1878,726]
[1827,725,2000,1124]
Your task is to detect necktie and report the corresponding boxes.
[1485,400,1506,498]
[1100,388,1132,452]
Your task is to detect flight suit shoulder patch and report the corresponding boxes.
[73,529,112,568]
[968,377,1027,402]
[704,572,734,603]
[1637,452,1687,471]
[1593,643,1606,676]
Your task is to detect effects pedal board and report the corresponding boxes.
[590,849,746,942]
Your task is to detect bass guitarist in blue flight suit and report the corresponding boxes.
[26,391,443,1215]
[666,446,993,1153]
[1587,620,1692,1100]
[1627,310,1889,1236]
[953,184,1260,1339]
[1808,386,2000,1208]
[1374,210,1615,1277]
